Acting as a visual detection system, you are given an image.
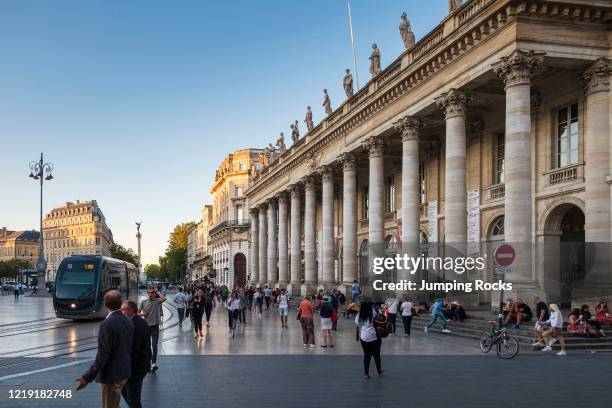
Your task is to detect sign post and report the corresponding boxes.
[494,244,516,328]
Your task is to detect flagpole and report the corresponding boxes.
[347,0,360,89]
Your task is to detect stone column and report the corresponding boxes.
[339,152,357,290]
[321,166,335,287]
[289,184,302,294]
[277,192,289,288]
[492,49,544,295]
[583,58,611,242]
[436,88,470,248]
[266,198,278,286]
[258,204,268,286]
[366,136,386,245]
[577,57,612,299]
[250,207,259,285]
[302,175,318,295]
[492,49,544,244]
[395,116,422,245]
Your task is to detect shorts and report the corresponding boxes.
[279,307,288,316]
[320,317,332,330]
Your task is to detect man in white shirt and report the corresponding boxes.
[263,286,272,309]
[174,287,187,327]
[399,297,413,337]
[386,298,399,335]
[278,288,289,328]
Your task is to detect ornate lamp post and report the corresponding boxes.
[29,153,54,289]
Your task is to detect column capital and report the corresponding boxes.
[394,116,422,142]
[259,202,268,211]
[249,207,259,216]
[265,197,276,208]
[364,136,385,158]
[435,88,470,119]
[583,57,611,96]
[492,49,545,89]
[289,183,302,198]
[275,191,288,203]
[303,174,318,192]
[319,165,335,183]
[338,152,357,172]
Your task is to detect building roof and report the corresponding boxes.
[0,230,40,243]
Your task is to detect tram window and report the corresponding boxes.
[107,263,127,297]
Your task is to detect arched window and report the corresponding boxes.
[489,216,505,241]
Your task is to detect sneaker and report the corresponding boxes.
[542,346,552,352]
[556,350,567,356]
[303,344,308,347]
[423,327,428,333]
[310,344,317,348]
[442,329,451,333]
[404,334,409,337]
[194,334,198,338]
[549,338,558,346]
[206,322,210,327]
[151,364,158,372]
[531,341,544,346]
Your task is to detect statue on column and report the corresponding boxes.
[304,106,314,132]
[369,43,381,77]
[322,89,332,115]
[276,133,286,153]
[343,68,354,98]
[399,12,415,50]
[449,0,463,13]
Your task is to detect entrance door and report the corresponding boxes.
[234,253,247,287]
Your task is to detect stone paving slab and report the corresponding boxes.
[0,354,610,408]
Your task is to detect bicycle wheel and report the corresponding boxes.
[496,335,520,359]
[479,332,494,353]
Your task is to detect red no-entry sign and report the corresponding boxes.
[494,244,515,267]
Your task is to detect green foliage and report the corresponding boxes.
[144,263,161,280]
[0,259,29,281]
[109,243,139,265]
[157,222,195,282]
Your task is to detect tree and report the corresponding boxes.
[158,222,195,282]
[0,259,29,281]
[144,264,161,281]
[109,243,139,265]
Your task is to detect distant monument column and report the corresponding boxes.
[136,222,143,277]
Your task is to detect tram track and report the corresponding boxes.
[0,302,179,373]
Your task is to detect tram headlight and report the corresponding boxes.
[70,303,76,309]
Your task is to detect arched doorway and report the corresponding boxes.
[234,253,247,287]
[543,204,585,307]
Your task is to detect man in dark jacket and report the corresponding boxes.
[120,300,151,408]
[76,290,134,408]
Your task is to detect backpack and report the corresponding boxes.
[373,311,389,338]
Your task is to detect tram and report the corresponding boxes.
[53,255,139,320]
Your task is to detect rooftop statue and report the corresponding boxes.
[449,0,462,13]
[369,43,381,77]
[304,106,314,131]
[343,68,354,98]
[399,12,415,49]
[322,89,332,116]
[276,133,286,153]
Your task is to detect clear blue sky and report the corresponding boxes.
[0,0,447,266]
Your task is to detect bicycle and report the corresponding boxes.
[479,320,520,359]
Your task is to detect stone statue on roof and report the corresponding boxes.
[399,12,415,49]
[369,43,381,77]
[343,68,354,98]
[304,106,314,131]
[276,133,286,153]
[322,89,332,115]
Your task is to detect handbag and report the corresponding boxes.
[296,311,302,320]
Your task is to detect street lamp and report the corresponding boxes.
[29,153,54,290]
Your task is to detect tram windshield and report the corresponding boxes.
[55,260,97,299]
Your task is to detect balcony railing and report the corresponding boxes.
[483,183,505,202]
[209,219,251,236]
[545,163,583,186]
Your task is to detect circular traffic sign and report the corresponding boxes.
[494,244,515,267]
[36,259,47,272]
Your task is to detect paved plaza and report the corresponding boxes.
[0,294,611,407]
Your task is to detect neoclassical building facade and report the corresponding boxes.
[245,0,612,305]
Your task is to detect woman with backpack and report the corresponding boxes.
[355,302,384,379]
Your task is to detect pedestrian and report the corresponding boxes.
[258,288,264,314]
[227,291,241,333]
[190,289,205,338]
[278,288,289,328]
[76,291,134,408]
[264,285,272,309]
[238,288,248,325]
[252,288,261,317]
[531,296,550,346]
[138,287,166,372]
[355,301,383,379]
[203,288,215,326]
[14,283,20,300]
[542,303,567,356]
[120,300,151,408]
[386,297,399,335]
[330,291,339,331]
[298,294,316,347]
[319,296,334,347]
[351,279,361,305]
[424,298,451,333]
[399,296,413,337]
[174,287,187,327]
